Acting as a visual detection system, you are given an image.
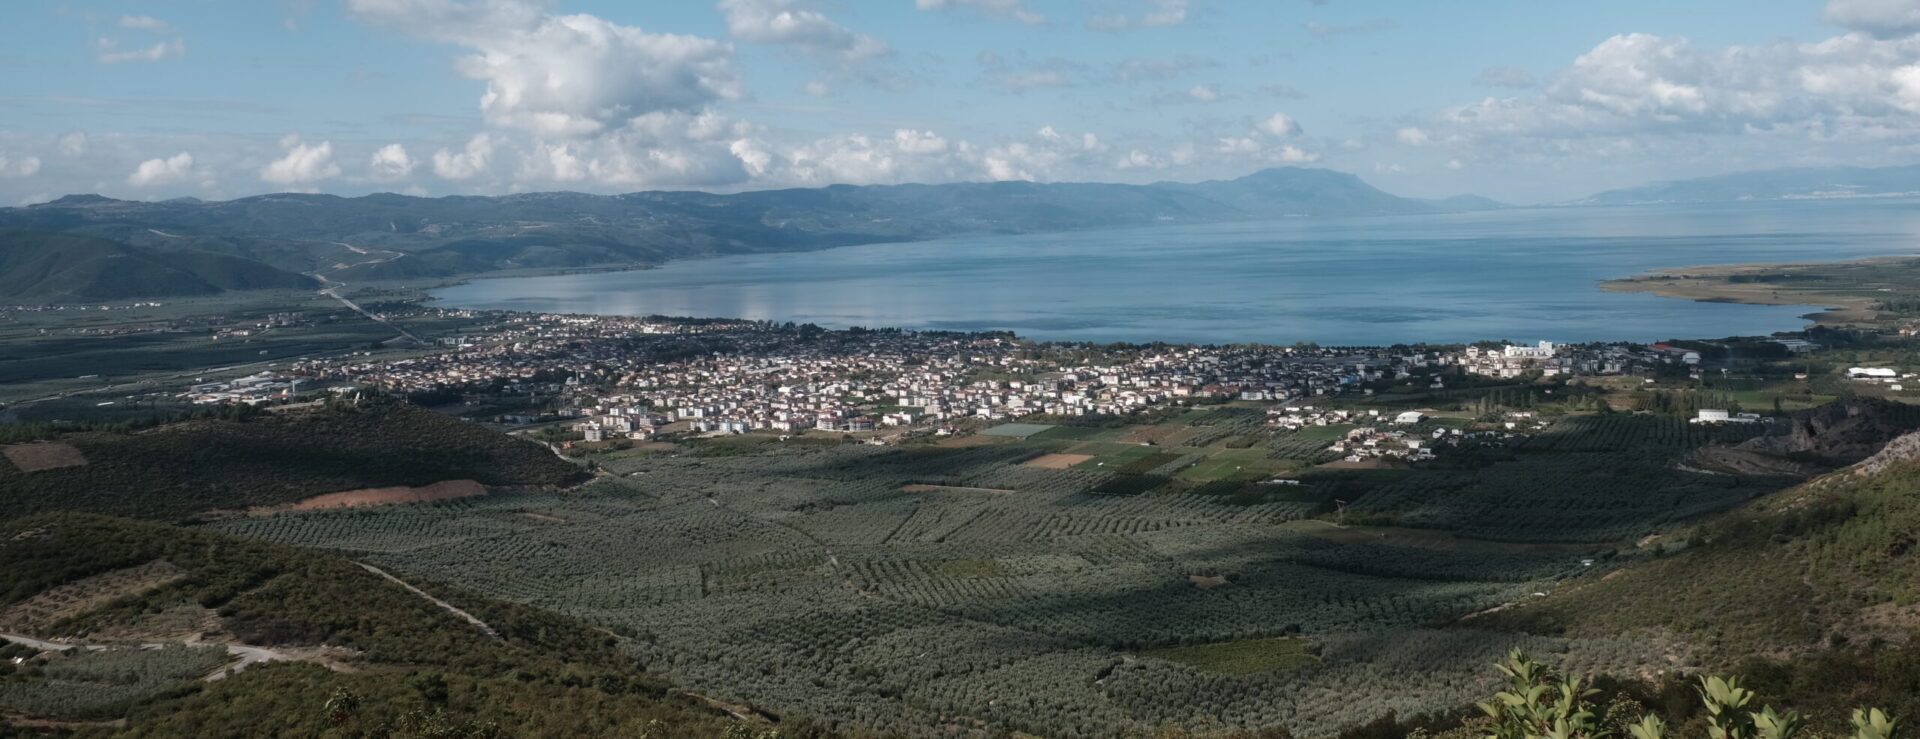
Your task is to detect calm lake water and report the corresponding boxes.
[430,199,1920,345]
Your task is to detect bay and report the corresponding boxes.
[429,199,1920,345]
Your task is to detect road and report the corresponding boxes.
[355,562,500,639]
[314,277,427,346]
[0,633,290,682]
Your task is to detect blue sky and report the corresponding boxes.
[1,0,1916,205]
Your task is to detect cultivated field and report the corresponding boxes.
[203,407,1759,737]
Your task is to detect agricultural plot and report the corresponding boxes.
[979,422,1056,438]
[204,433,1679,738]
[0,644,232,720]
[1344,414,1795,542]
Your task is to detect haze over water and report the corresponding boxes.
[431,199,1920,346]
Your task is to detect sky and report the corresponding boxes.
[3,0,1920,206]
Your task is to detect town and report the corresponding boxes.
[202,311,1743,448]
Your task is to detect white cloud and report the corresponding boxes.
[368,143,416,181]
[1258,112,1302,136]
[0,156,41,178]
[1187,84,1222,102]
[127,152,195,187]
[1824,0,1920,39]
[119,15,177,34]
[261,136,342,184]
[1089,0,1192,31]
[347,0,738,138]
[915,0,1045,26]
[717,0,886,60]
[1396,127,1431,145]
[94,37,185,64]
[433,133,498,180]
[57,132,88,157]
[802,80,833,97]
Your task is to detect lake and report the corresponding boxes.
[429,199,1920,345]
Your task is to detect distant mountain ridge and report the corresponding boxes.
[0,168,1501,285]
[0,230,316,305]
[1579,164,1920,205]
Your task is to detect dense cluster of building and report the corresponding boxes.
[264,314,1702,442]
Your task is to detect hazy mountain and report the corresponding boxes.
[1579,164,1920,204]
[0,168,1501,282]
[0,230,317,304]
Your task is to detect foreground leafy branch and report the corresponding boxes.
[1473,650,1896,739]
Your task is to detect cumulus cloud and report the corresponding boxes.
[915,0,1045,26]
[1434,31,1920,144]
[0,156,41,178]
[94,37,185,64]
[1107,55,1216,85]
[57,132,88,157]
[368,143,416,181]
[1258,112,1303,136]
[261,135,342,185]
[1089,0,1192,31]
[1823,0,1920,39]
[127,152,196,187]
[96,14,186,64]
[717,0,886,60]
[433,133,498,180]
[347,0,738,138]
[1396,126,1431,145]
[1214,112,1318,163]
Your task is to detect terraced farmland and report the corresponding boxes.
[203,423,1719,738]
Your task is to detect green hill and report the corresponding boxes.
[0,398,588,521]
[0,230,316,305]
[0,513,804,737]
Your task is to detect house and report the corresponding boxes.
[1394,411,1426,425]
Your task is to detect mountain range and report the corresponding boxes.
[9,162,1920,304]
[1579,164,1920,204]
[0,168,1494,300]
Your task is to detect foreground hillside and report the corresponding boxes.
[0,168,1494,286]
[1471,431,1920,721]
[0,399,586,521]
[0,513,820,737]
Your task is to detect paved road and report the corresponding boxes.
[316,279,427,346]
[0,633,290,681]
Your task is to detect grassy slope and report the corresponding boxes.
[1470,452,1920,719]
[0,400,587,521]
[0,514,810,738]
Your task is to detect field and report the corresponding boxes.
[203,407,1744,737]
[0,442,87,473]
[1140,636,1320,675]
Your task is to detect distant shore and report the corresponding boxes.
[1598,254,1920,327]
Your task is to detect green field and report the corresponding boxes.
[1141,637,1320,675]
[979,422,1057,438]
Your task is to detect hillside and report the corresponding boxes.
[0,513,802,736]
[0,230,316,305]
[1471,427,1920,717]
[1579,164,1920,205]
[0,398,587,521]
[0,168,1501,282]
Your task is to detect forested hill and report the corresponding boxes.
[0,230,316,305]
[0,168,1499,284]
